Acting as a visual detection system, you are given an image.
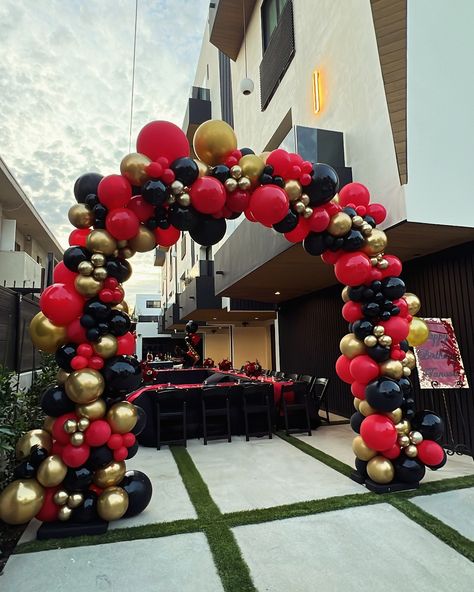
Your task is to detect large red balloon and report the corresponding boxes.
[308,207,330,232]
[380,254,402,279]
[53,262,77,286]
[380,316,410,343]
[36,487,59,522]
[336,355,353,384]
[62,443,90,468]
[382,444,401,460]
[69,228,90,247]
[266,149,291,178]
[334,252,371,286]
[226,190,250,213]
[67,318,88,344]
[128,195,155,222]
[106,208,140,240]
[338,182,370,207]
[98,175,132,210]
[154,225,180,247]
[342,301,363,323]
[136,120,189,164]
[417,440,445,467]
[116,332,136,355]
[40,283,84,326]
[350,355,379,383]
[351,381,367,399]
[249,185,289,226]
[85,420,112,447]
[367,203,387,224]
[360,415,397,451]
[189,177,226,214]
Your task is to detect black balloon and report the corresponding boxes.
[71,491,99,523]
[365,378,403,412]
[84,193,100,210]
[240,147,255,156]
[211,165,230,183]
[355,458,368,477]
[305,163,339,206]
[381,277,406,300]
[41,384,76,417]
[366,345,391,363]
[273,210,298,233]
[63,246,90,272]
[352,319,374,340]
[169,205,200,231]
[362,302,380,318]
[14,461,36,479]
[126,441,139,460]
[131,405,147,436]
[394,456,426,483]
[429,450,447,471]
[170,157,199,186]
[348,286,365,302]
[399,340,410,352]
[303,232,326,256]
[29,446,49,468]
[398,377,413,394]
[74,173,103,204]
[185,320,198,334]
[84,298,111,321]
[63,466,93,491]
[108,311,131,337]
[87,445,114,469]
[55,343,77,372]
[102,356,142,395]
[189,216,226,246]
[80,314,96,329]
[106,258,132,283]
[411,411,444,442]
[350,412,365,434]
[344,229,365,251]
[141,179,167,206]
[86,328,100,342]
[120,470,153,518]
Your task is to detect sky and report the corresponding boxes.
[0,0,209,309]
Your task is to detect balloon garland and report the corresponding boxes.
[0,119,446,529]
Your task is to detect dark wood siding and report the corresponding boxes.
[218,51,234,126]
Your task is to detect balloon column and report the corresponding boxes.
[185,320,201,367]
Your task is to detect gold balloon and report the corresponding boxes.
[409,431,423,445]
[404,351,416,370]
[193,120,237,166]
[113,300,129,314]
[396,420,411,435]
[119,247,136,259]
[75,275,103,298]
[65,369,105,404]
[54,490,69,505]
[284,179,303,202]
[359,400,377,417]
[29,312,67,354]
[37,455,67,487]
[68,204,94,229]
[378,335,392,348]
[301,194,310,207]
[341,286,350,303]
[70,432,85,446]
[86,229,117,256]
[106,402,138,434]
[373,325,385,337]
[398,434,410,447]
[405,444,418,458]
[177,193,191,207]
[43,415,55,434]
[404,293,421,316]
[224,177,238,192]
[367,456,394,484]
[194,159,209,177]
[91,253,106,267]
[58,505,73,521]
[385,408,403,424]
[239,154,265,184]
[259,151,271,163]
[362,229,388,255]
[238,176,251,191]
[94,461,127,488]
[57,369,70,384]
[67,492,84,509]
[120,152,151,186]
[339,333,365,359]
[64,418,77,434]
[93,266,108,281]
[77,398,107,420]
[364,335,378,347]
[0,479,45,525]
[407,317,430,347]
[327,212,352,236]
[352,435,377,461]
[128,226,156,253]
[97,486,129,521]
[93,334,118,359]
[353,398,361,411]
[77,417,90,432]
[78,260,94,276]
[16,429,52,461]
[380,360,403,380]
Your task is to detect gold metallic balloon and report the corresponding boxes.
[396,420,411,435]
[67,492,84,509]
[93,334,118,359]
[303,207,313,219]
[16,429,52,461]
[404,351,416,370]
[64,419,78,434]
[91,253,106,267]
[86,229,117,256]
[353,398,361,411]
[409,431,423,445]
[54,490,69,505]
[238,176,251,191]
[106,402,138,434]
[94,461,127,488]
[78,260,94,276]
[120,152,151,186]
[75,274,103,298]
[65,369,105,404]
[177,193,191,207]
[284,179,303,202]
[327,212,352,237]
[380,360,403,380]
[378,335,392,348]
[404,292,421,316]
[93,266,108,281]
[403,367,412,377]
[405,444,418,458]
[29,312,67,354]
[37,455,67,487]
[224,178,238,192]
[57,369,70,384]
[407,317,430,347]
[230,165,242,179]
[239,154,265,185]
[364,335,378,347]
[58,505,73,521]
[128,226,156,253]
[68,204,94,229]
[299,194,309,207]
[341,286,350,303]
[77,398,107,420]
[193,120,237,166]
[352,435,377,461]
[367,456,394,484]
[385,408,403,424]
[119,247,136,259]
[97,486,129,521]
[113,300,129,314]
[359,400,377,417]
[43,415,55,434]
[70,432,85,447]
[77,417,90,432]
[362,229,388,255]
[294,201,305,214]
[259,151,271,163]
[373,325,385,337]
[0,479,45,525]
[339,333,366,359]
[194,159,209,177]
[398,434,410,447]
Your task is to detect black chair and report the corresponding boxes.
[201,385,233,444]
[274,371,285,379]
[153,388,187,450]
[241,382,274,440]
[298,374,315,389]
[312,378,330,423]
[269,370,277,377]
[280,381,312,436]
[286,373,299,382]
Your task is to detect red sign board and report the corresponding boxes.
[414,318,469,389]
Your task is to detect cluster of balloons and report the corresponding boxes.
[184,320,201,367]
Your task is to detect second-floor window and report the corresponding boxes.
[146,300,161,309]
[262,0,288,51]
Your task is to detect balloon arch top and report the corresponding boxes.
[0,120,446,529]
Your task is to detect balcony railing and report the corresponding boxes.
[0,251,44,290]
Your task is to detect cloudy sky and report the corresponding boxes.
[0,0,209,308]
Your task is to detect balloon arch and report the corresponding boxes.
[0,120,446,531]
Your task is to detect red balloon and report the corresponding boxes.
[77,343,93,358]
[89,355,104,370]
[67,318,88,344]
[36,487,59,522]
[382,444,401,459]
[52,413,77,445]
[338,182,370,207]
[308,207,330,232]
[136,120,189,163]
[380,316,409,343]
[367,203,387,224]
[249,185,289,226]
[107,434,123,450]
[113,446,129,462]
[71,355,88,370]
[69,228,90,247]
[117,332,136,355]
[350,355,379,383]
[226,190,250,213]
[417,440,445,467]
[106,208,140,240]
[342,301,363,323]
[154,225,180,247]
[336,355,353,384]
[98,175,132,210]
[40,283,84,326]
[360,415,397,451]
[51,442,64,456]
[128,195,155,222]
[53,262,77,286]
[380,254,402,279]
[321,250,343,265]
[62,443,90,468]
[244,208,257,222]
[189,177,226,215]
[122,432,136,447]
[85,420,112,447]
[351,381,367,399]
[393,298,409,317]
[266,149,291,178]
[334,253,371,286]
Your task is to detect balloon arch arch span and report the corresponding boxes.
[0,120,446,530]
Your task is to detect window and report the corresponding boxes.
[146,300,161,309]
[36,256,43,265]
[15,242,21,251]
[261,0,288,51]
[181,233,186,260]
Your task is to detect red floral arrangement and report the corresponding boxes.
[203,357,215,368]
[218,358,232,371]
[244,360,262,377]
[140,361,158,383]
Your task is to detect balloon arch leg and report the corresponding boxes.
[0,120,446,534]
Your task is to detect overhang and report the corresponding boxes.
[209,0,257,61]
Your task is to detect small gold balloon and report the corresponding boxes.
[120,152,151,186]
[407,317,430,347]
[409,431,423,445]
[284,179,303,202]
[339,333,366,359]
[353,398,361,411]
[396,420,411,435]
[54,490,69,506]
[29,312,67,354]
[364,335,378,347]
[64,419,77,434]
[352,436,377,461]
[373,326,385,337]
[378,335,392,347]
[341,286,350,303]
[294,201,305,214]
[194,159,209,177]
[259,151,270,163]
[403,367,412,377]
[128,226,156,253]
[404,351,416,369]
[94,461,127,488]
[0,479,45,525]
[67,492,84,509]
[405,444,418,458]
[75,275,103,298]
[97,487,129,521]
[36,455,67,488]
[113,300,129,314]
[93,267,108,281]
[193,120,237,166]
[58,505,73,521]
[70,432,85,447]
[16,429,52,460]
[367,456,394,484]
[386,408,403,424]
[327,212,352,237]
[404,293,421,316]
[78,260,94,276]
[77,417,90,432]
[106,402,138,434]
[378,259,389,270]
[239,154,265,185]
[93,334,118,359]
[352,215,364,227]
[359,400,377,417]
[43,416,55,434]
[91,253,106,267]
[86,229,117,256]
[68,204,94,229]
[65,369,105,405]
[224,177,238,192]
[56,369,70,384]
[303,207,313,219]
[76,398,107,420]
[238,176,251,191]
[177,193,191,207]
[230,165,242,179]
[171,180,185,195]
[362,229,388,255]
[380,360,403,380]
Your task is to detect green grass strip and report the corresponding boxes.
[390,498,474,563]
[403,474,474,498]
